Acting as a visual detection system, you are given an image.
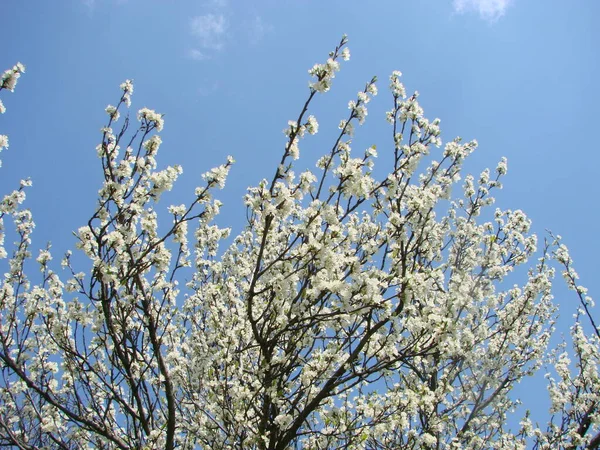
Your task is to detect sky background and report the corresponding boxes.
[1,0,599,429]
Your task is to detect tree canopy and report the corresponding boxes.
[0,37,598,449]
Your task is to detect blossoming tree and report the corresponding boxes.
[0,37,598,449]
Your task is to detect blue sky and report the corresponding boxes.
[1,0,599,427]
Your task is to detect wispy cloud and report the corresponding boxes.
[187,1,271,63]
[82,0,128,14]
[247,15,273,46]
[197,80,220,97]
[188,48,211,61]
[206,0,227,7]
[83,0,96,12]
[452,0,513,21]
[190,14,228,51]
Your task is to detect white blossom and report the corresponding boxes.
[137,107,164,132]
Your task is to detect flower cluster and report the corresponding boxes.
[308,35,348,93]
[120,78,134,107]
[0,62,25,93]
[105,104,120,122]
[0,63,26,165]
[137,107,164,132]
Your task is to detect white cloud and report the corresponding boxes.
[82,0,128,14]
[190,14,228,51]
[83,0,96,11]
[247,16,273,45]
[206,0,228,8]
[453,0,513,21]
[187,2,270,62]
[188,49,210,61]
[197,80,220,97]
